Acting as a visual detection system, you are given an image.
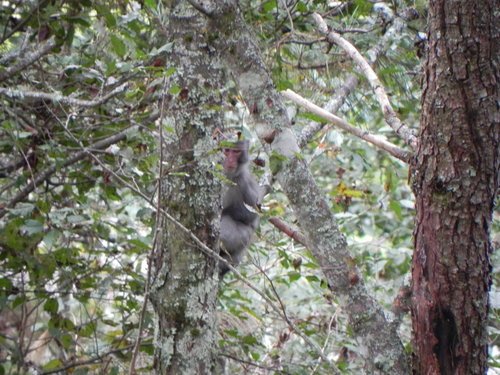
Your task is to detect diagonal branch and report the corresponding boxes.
[311,13,418,150]
[299,12,409,146]
[269,217,308,247]
[0,38,57,83]
[283,89,411,162]
[0,126,136,219]
[0,83,129,108]
[298,74,359,147]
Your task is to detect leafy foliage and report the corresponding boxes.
[0,0,497,374]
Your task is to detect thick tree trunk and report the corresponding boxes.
[411,0,498,374]
[149,2,225,373]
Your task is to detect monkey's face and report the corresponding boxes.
[222,140,250,179]
[223,148,243,174]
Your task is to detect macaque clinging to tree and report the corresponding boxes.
[219,140,264,276]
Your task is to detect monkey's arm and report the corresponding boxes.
[222,203,259,228]
[237,171,266,207]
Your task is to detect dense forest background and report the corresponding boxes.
[0,0,497,374]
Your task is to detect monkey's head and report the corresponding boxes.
[222,140,249,178]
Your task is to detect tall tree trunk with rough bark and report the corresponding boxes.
[410,0,498,373]
[149,2,225,373]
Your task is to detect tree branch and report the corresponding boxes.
[0,83,129,108]
[311,13,418,150]
[41,343,146,375]
[269,217,308,247]
[0,38,57,83]
[0,126,136,219]
[283,89,411,162]
[299,12,408,146]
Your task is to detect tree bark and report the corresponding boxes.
[411,0,499,373]
[149,2,225,373]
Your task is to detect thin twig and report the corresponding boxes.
[299,12,404,145]
[40,343,150,375]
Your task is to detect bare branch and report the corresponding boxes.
[0,126,136,219]
[299,13,405,145]
[311,13,418,150]
[0,38,57,83]
[129,79,169,375]
[269,217,308,247]
[41,344,145,375]
[0,83,129,108]
[283,89,410,162]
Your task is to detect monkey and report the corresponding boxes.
[219,140,263,276]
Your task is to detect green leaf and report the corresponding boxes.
[43,230,60,248]
[144,0,156,10]
[67,215,86,224]
[389,200,403,220]
[110,34,127,58]
[242,334,258,345]
[305,275,320,283]
[60,318,76,331]
[78,321,97,338]
[262,0,277,12]
[250,351,260,361]
[288,271,301,282]
[0,278,12,291]
[276,79,293,91]
[165,66,176,76]
[13,295,26,308]
[44,298,59,314]
[43,359,63,371]
[128,279,144,294]
[102,319,119,327]
[95,5,117,27]
[269,152,287,175]
[20,219,44,235]
[104,185,121,201]
[168,85,181,95]
[298,112,328,124]
[67,16,91,27]
[353,0,373,15]
[224,329,239,338]
[60,333,73,349]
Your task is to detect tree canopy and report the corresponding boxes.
[0,0,497,374]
